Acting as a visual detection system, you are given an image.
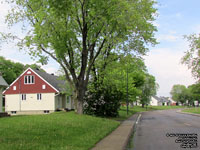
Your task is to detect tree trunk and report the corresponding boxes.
[130,102,134,108]
[77,100,83,114]
[75,86,86,114]
[142,103,145,108]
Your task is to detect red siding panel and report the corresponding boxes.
[4,69,57,94]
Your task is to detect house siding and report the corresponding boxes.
[0,88,3,112]
[5,94,20,111]
[5,93,55,112]
[150,97,158,106]
[55,94,65,110]
[4,69,57,95]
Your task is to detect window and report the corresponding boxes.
[13,86,16,90]
[21,94,26,100]
[24,75,35,84]
[44,110,49,114]
[42,84,46,89]
[66,96,70,103]
[37,93,42,100]
[11,111,17,114]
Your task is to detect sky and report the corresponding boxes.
[0,0,199,97]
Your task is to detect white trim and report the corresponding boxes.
[42,84,46,89]
[37,93,42,100]
[30,68,59,93]
[3,67,30,94]
[13,86,16,90]
[24,75,35,84]
[3,67,59,94]
[55,93,60,97]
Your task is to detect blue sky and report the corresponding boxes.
[0,0,199,97]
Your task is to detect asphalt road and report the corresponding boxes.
[129,109,200,150]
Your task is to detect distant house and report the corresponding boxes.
[150,96,163,106]
[160,97,170,106]
[168,97,176,106]
[3,67,74,115]
[0,74,8,112]
[150,96,175,106]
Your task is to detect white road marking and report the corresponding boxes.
[184,123,191,126]
[136,114,142,124]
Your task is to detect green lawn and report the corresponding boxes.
[182,107,200,114]
[0,112,119,150]
[113,105,186,121]
[149,105,186,110]
[0,105,186,150]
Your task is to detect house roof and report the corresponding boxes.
[32,69,66,92]
[0,75,8,87]
[152,96,170,103]
[152,96,162,101]
[160,97,170,103]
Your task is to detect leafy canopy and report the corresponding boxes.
[4,0,157,88]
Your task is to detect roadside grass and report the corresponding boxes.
[182,107,200,114]
[113,105,186,121]
[149,105,186,110]
[0,111,119,150]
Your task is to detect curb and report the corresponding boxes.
[176,109,200,117]
[123,114,141,150]
[91,113,141,150]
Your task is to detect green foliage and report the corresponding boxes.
[0,56,45,84]
[3,0,158,113]
[187,83,200,104]
[182,34,200,79]
[92,54,147,103]
[0,56,24,84]
[0,112,119,150]
[84,83,122,117]
[140,74,158,107]
[170,84,188,104]
[24,64,46,72]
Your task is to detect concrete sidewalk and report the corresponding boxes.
[92,114,140,150]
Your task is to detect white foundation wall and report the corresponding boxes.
[5,93,55,112]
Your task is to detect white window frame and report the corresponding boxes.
[21,94,26,100]
[42,84,46,89]
[24,75,35,84]
[27,71,31,74]
[13,86,16,90]
[37,93,42,100]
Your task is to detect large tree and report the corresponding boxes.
[3,0,157,114]
[0,56,45,84]
[140,74,157,107]
[182,34,200,80]
[187,83,200,105]
[170,84,187,104]
[0,56,24,84]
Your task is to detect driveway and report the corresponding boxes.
[128,109,200,150]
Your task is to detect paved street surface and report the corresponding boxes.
[130,109,200,150]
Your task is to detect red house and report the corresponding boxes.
[3,67,74,115]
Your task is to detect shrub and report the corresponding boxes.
[84,84,122,117]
